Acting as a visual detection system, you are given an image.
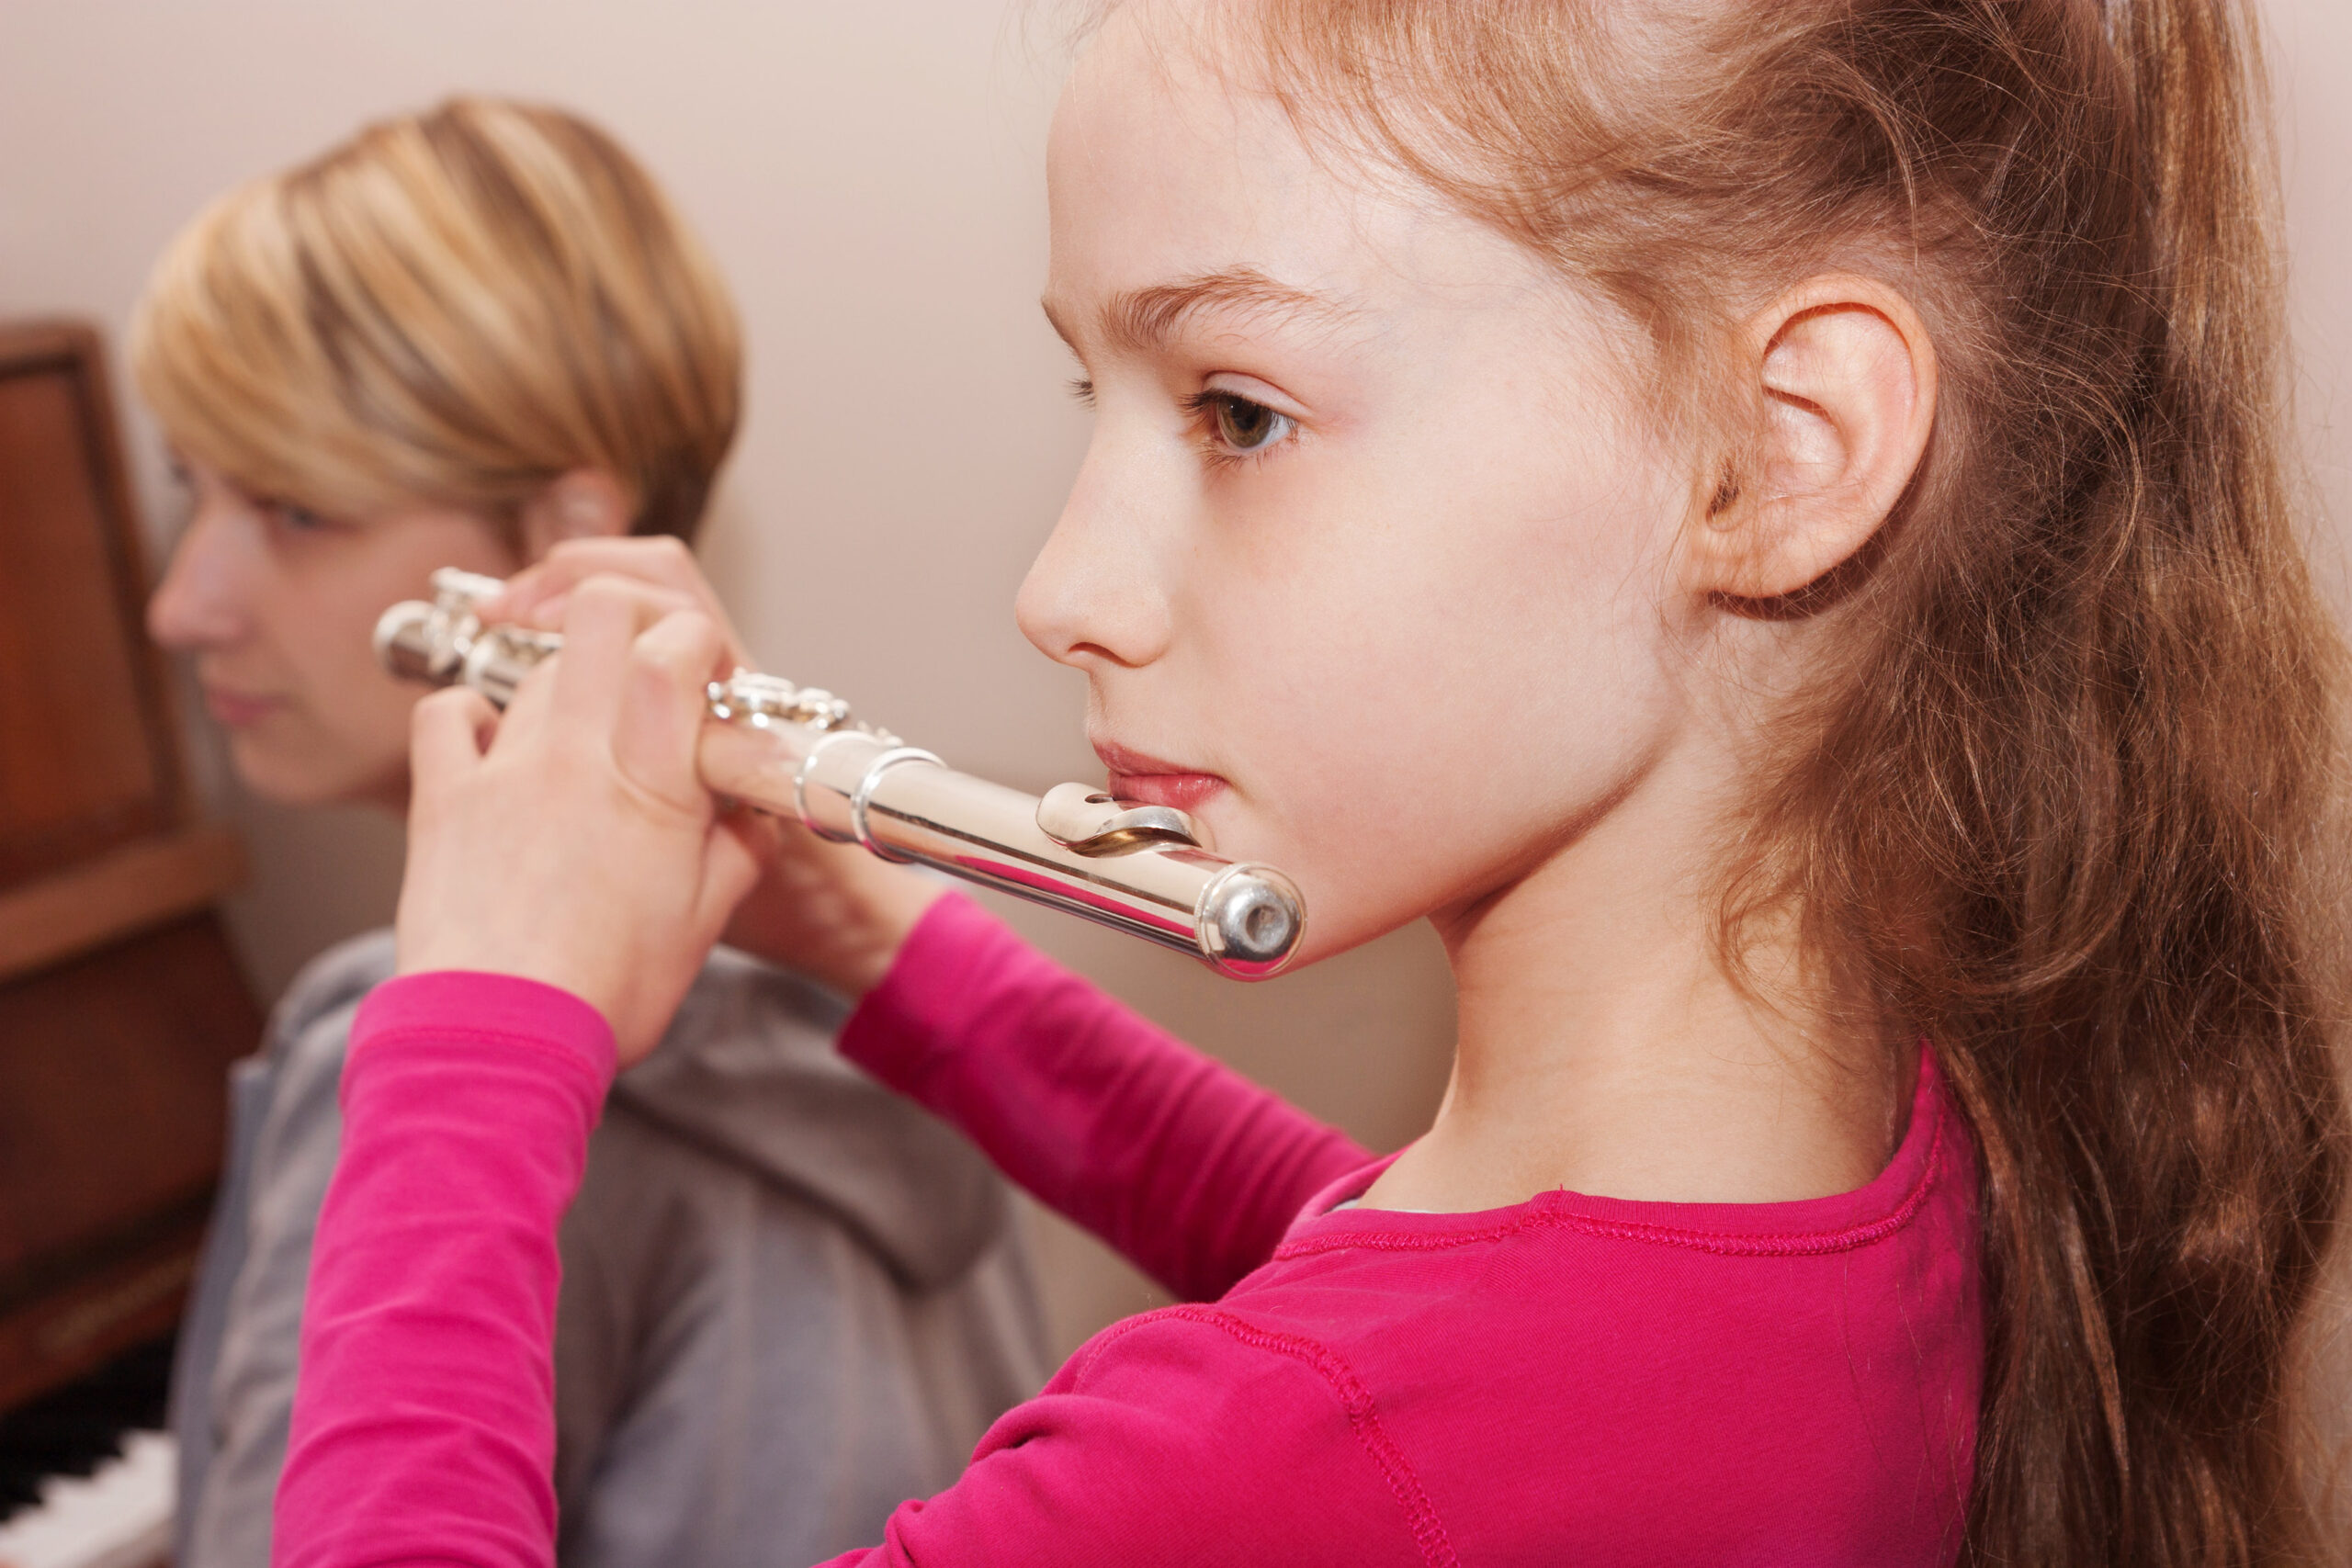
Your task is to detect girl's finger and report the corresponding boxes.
[409,686,498,804]
[476,625,571,756]
[490,538,742,651]
[490,554,683,625]
[550,576,687,735]
[612,606,731,810]
[511,581,701,643]
[541,535,707,595]
[694,810,768,940]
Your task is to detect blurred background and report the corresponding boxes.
[0,0,2343,1366]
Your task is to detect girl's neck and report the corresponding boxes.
[1362,736,1909,1215]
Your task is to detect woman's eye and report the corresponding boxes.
[1200,392,1295,456]
[269,501,330,533]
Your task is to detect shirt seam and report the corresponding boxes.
[1158,1304,1461,1568]
[1275,1108,1946,1263]
[347,1023,608,1089]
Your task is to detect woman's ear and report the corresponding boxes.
[518,468,634,561]
[1687,274,1937,602]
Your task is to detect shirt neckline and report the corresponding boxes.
[1276,1043,1958,1262]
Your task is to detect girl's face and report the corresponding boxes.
[1022,10,1714,961]
[147,459,520,808]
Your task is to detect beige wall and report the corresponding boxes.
[2270,0,2352,1465]
[1,1,2344,1359]
[2275,0,2352,603]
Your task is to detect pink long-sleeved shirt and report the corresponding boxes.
[277,893,1983,1567]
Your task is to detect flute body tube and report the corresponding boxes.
[374,570,1306,979]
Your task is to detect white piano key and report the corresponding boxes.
[0,1430,172,1568]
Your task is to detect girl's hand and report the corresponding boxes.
[719,818,945,999]
[488,536,753,664]
[395,577,763,1064]
[482,536,945,998]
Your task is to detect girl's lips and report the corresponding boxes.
[1093,739,1227,815]
[1106,771,1227,814]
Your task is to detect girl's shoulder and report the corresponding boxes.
[1172,1055,1984,1561]
[969,1121,1982,1567]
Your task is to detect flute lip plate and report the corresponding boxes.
[1035,780,1207,855]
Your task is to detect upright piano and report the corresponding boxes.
[0,321,261,1566]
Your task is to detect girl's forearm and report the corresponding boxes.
[839,895,1372,1302]
[276,970,616,1568]
[275,897,1370,1568]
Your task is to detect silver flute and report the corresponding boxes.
[374,569,1306,978]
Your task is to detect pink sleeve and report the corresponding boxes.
[838,895,1373,1301]
[275,904,1383,1568]
[275,969,616,1568]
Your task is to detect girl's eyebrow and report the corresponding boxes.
[1043,267,1362,355]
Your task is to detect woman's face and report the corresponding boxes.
[147,459,521,808]
[1020,8,1713,962]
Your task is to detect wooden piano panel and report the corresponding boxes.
[0,324,181,889]
[0,914,257,1410]
[0,320,261,1418]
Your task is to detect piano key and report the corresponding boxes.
[0,1340,170,1522]
[0,1428,171,1568]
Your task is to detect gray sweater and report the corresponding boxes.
[169,931,1048,1568]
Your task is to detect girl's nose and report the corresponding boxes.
[147,496,257,652]
[1015,434,1174,672]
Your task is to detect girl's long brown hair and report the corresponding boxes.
[1224,0,2351,1560]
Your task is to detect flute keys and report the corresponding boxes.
[791,688,853,730]
[715,671,793,723]
[708,671,858,732]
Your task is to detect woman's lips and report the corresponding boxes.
[1093,739,1227,815]
[201,684,281,728]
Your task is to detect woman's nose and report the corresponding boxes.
[1015,434,1174,671]
[147,499,256,652]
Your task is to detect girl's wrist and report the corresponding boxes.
[819,863,948,998]
[719,829,947,999]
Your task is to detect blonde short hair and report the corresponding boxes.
[131,96,741,542]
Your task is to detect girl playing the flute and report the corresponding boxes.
[276,3,2347,1564]
[136,97,1044,1568]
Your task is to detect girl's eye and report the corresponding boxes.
[1193,391,1295,457]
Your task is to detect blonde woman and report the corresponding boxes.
[138,98,1044,1568]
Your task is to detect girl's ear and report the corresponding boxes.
[518,468,634,561]
[1688,275,1937,601]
